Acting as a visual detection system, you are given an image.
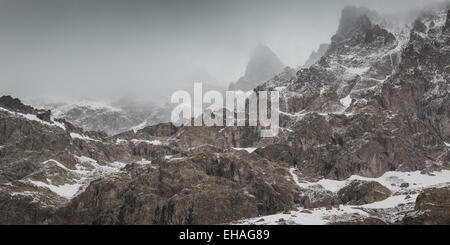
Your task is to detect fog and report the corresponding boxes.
[0,0,443,104]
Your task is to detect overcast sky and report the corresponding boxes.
[0,0,443,104]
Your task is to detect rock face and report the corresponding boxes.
[254,6,449,181]
[338,180,391,205]
[229,44,284,91]
[403,187,450,225]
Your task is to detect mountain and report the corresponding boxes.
[229,44,284,91]
[1,5,450,225]
[302,43,330,68]
[27,98,170,135]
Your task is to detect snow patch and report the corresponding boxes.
[28,180,82,199]
[131,139,167,145]
[289,168,303,188]
[232,147,258,153]
[25,156,127,199]
[70,132,100,142]
[43,159,72,171]
[345,66,370,76]
[115,138,128,144]
[0,106,66,130]
[340,94,352,110]
[131,121,147,133]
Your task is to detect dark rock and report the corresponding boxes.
[403,187,450,225]
[400,183,409,188]
[338,180,391,205]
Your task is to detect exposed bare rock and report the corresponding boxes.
[51,151,300,225]
[229,44,284,91]
[403,187,450,225]
[298,186,341,209]
[337,180,391,205]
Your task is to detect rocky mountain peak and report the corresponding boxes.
[0,96,34,114]
[244,44,284,83]
[0,95,53,122]
[337,6,380,35]
[328,9,396,57]
[229,44,284,91]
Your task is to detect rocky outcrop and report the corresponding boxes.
[403,187,450,225]
[299,186,341,209]
[52,151,300,225]
[229,44,284,91]
[337,180,391,205]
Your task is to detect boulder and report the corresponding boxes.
[338,180,391,205]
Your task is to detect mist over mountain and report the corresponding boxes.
[229,44,284,91]
[0,0,442,103]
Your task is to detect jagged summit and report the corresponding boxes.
[229,44,284,91]
[0,96,36,115]
[337,6,380,35]
[244,44,284,83]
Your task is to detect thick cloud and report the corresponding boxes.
[0,0,442,103]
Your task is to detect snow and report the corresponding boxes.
[10,191,41,203]
[137,159,152,165]
[70,132,100,142]
[340,94,352,109]
[345,66,370,76]
[43,159,72,171]
[39,100,122,118]
[274,86,287,91]
[115,138,128,144]
[28,180,82,199]
[289,168,303,188]
[237,205,369,225]
[237,191,420,225]
[320,87,326,96]
[50,118,66,130]
[298,170,450,193]
[131,121,147,133]
[130,139,167,145]
[232,147,258,153]
[21,156,128,200]
[0,106,66,130]
[360,194,417,209]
